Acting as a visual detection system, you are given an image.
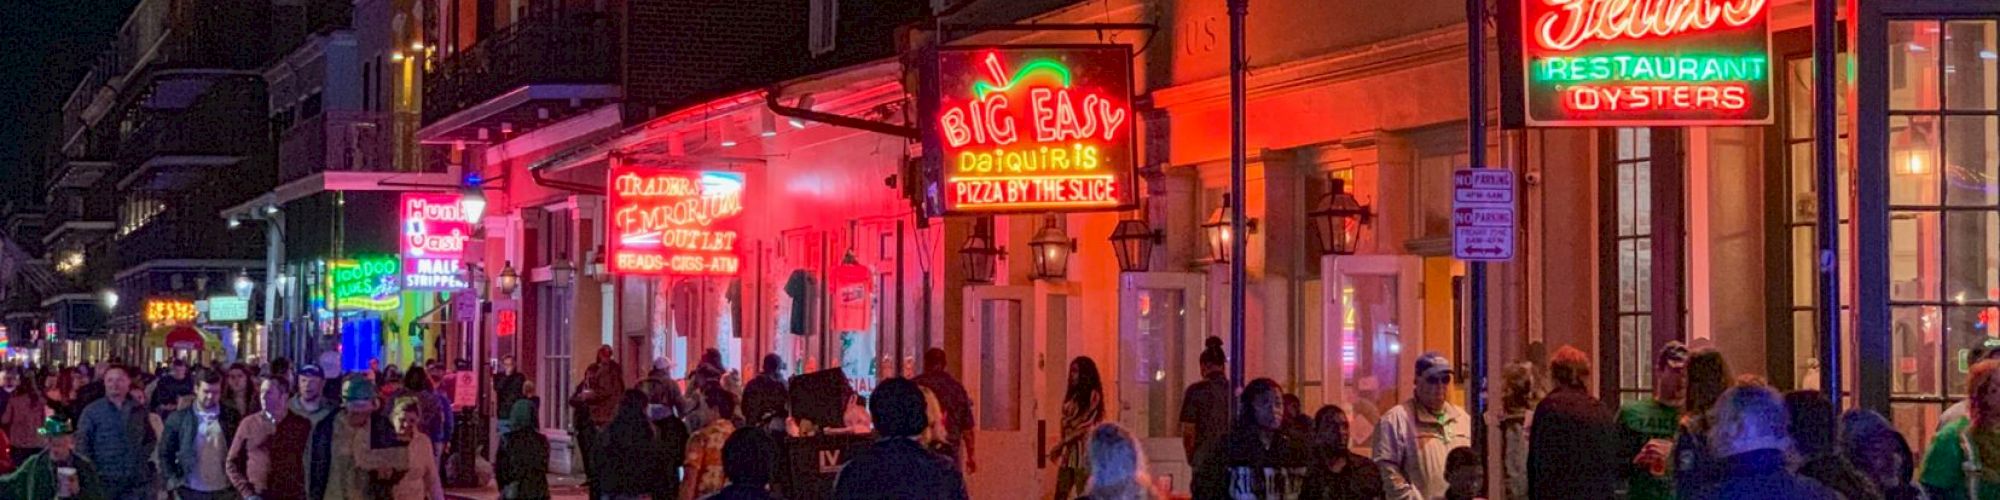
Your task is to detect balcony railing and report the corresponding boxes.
[422,15,620,125]
[276,110,432,184]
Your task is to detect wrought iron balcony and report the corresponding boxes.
[276,110,434,184]
[422,15,620,126]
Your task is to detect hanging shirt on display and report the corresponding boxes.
[784,270,815,336]
[831,261,873,333]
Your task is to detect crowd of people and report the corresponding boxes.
[0,356,461,500]
[3,335,1997,500]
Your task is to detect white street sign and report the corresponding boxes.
[1454,169,1516,262]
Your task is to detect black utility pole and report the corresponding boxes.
[1466,0,1489,454]
[1227,0,1249,388]
[1812,0,1842,407]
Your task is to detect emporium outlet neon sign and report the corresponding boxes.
[923,45,1137,214]
[1520,0,1772,126]
[607,168,744,276]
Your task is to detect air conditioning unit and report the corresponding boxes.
[810,0,838,56]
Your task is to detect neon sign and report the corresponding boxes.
[144,299,198,325]
[607,167,745,276]
[329,256,402,311]
[922,45,1137,214]
[1518,0,1771,126]
[401,192,471,290]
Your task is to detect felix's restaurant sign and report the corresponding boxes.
[608,167,745,276]
[921,45,1137,214]
[1518,0,1772,126]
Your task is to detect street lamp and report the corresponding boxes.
[494,261,521,296]
[1202,194,1258,263]
[1109,217,1162,273]
[1308,177,1373,256]
[1027,215,1075,281]
[234,270,256,298]
[461,184,487,224]
[958,217,1003,285]
[101,289,119,311]
[550,258,576,286]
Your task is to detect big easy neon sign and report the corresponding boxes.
[607,167,745,276]
[922,45,1137,215]
[1519,0,1772,126]
[401,192,472,290]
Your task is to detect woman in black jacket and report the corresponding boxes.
[496,399,550,500]
[596,390,668,500]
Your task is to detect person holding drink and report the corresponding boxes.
[1620,342,1688,500]
[0,417,106,499]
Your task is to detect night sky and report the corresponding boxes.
[0,0,137,207]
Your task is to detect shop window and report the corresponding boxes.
[1885,19,2000,448]
[1777,37,1853,392]
[539,281,573,430]
[1604,128,1656,402]
[977,299,1023,431]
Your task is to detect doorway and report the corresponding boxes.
[962,283,1080,499]
[1115,272,1207,494]
[1321,254,1423,449]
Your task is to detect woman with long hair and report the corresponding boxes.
[1,370,46,464]
[1052,356,1106,499]
[221,363,257,424]
[1220,378,1308,498]
[1078,423,1165,500]
[1671,349,1733,497]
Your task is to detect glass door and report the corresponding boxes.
[1321,254,1422,449]
[1116,272,1206,495]
[963,285,1043,499]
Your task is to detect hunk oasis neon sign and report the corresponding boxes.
[400,192,472,290]
[607,167,744,276]
[1520,0,1772,126]
[923,45,1137,215]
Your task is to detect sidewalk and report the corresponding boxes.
[444,472,591,500]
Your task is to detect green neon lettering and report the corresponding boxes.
[1533,54,1767,83]
[972,59,1074,98]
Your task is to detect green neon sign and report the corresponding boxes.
[1536,54,1768,83]
[329,256,401,311]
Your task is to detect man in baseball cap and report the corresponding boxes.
[1374,352,1471,500]
[1619,341,1690,500]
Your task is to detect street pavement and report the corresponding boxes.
[445,472,591,500]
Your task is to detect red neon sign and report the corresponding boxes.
[401,192,472,290]
[607,168,744,276]
[496,309,518,337]
[923,45,1137,214]
[1519,0,1772,126]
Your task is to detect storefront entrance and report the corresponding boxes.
[1321,254,1424,446]
[962,283,1079,499]
[1115,272,1206,492]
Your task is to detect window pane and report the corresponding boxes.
[1794,310,1819,390]
[979,299,1022,431]
[1134,289,1186,438]
[1943,212,1999,303]
[1944,116,1999,207]
[1948,306,2000,396]
[1891,116,1941,206]
[1788,57,1814,140]
[1892,211,1942,301]
[1634,161,1654,235]
[1891,21,1944,111]
[1620,316,1639,388]
[1944,21,1998,111]
[1619,162,1639,237]
[1793,226,1817,306]
[1790,142,1816,222]
[1892,306,1942,396]
[1619,239,1640,311]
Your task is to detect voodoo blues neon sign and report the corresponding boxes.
[926,45,1137,214]
[1520,0,1772,126]
[607,168,744,276]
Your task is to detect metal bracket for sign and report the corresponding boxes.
[925,23,1158,36]
[763,89,919,139]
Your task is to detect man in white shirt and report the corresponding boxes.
[1374,352,1473,500]
[159,370,239,500]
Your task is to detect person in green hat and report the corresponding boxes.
[495,398,549,500]
[326,376,406,500]
[0,417,107,499]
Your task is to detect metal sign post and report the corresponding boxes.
[1466,0,1490,458]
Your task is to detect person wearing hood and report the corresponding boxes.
[0,417,107,500]
[598,390,667,500]
[496,399,549,500]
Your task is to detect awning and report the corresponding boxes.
[146,325,219,351]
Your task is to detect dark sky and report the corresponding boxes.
[0,0,138,207]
